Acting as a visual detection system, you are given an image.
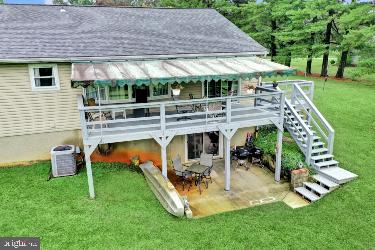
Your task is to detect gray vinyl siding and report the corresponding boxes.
[0,63,82,137]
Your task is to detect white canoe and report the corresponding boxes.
[140,161,187,217]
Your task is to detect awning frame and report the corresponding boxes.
[71,56,295,88]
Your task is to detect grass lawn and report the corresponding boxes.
[1,76,375,249]
[291,57,375,83]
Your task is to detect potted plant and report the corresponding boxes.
[245,84,255,94]
[171,82,183,96]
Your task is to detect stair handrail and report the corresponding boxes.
[284,98,314,164]
[262,80,314,101]
[293,84,335,154]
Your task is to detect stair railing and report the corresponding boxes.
[284,98,314,164]
[292,84,335,154]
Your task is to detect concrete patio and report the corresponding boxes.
[170,159,308,218]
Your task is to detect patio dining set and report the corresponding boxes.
[172,153,213,195]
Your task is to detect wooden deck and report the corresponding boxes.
[78,89,284,146]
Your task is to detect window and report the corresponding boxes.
[85,85,106,101]
[152,83,169,97]
[84,83,170,103]
[29,64,59,91]
[204,80,239,97]
[108,85,129,100]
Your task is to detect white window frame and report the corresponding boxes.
[148,83,171,100]
[201,79,240,97]
[29,64,60,91]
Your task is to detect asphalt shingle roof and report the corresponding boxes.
[0,4,267,61]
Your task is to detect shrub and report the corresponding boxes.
[254,126,306,171]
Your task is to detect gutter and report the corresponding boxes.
[0,51,268,64]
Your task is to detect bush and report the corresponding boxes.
[254,126,306,171]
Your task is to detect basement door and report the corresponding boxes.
[185,132,223,161]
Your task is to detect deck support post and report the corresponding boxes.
[275,92,285,182]
[161,145,167,177]
[224,136,231,191]
[84,143,98,199]
[151,131,176,179]
[219,125,238,191]
[275,128,283,182]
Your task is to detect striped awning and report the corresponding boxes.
[71,56,295,87]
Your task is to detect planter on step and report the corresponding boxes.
[290,168,309,190]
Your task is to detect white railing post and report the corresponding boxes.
[226,98,231,124]
[291,84,296,105]
[328,131,335,154]
[305,134,313,165]
[309,81,314,101]
[160,103,166,133]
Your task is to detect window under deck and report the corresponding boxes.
[78,87,284,146]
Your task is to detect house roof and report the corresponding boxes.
[0,4,268,62]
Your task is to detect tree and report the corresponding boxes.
[318,0,348,77]
[334,3,375,78]
[278,0,327,74]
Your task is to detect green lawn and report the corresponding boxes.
[1,76,375,249]
[291,57,375,83]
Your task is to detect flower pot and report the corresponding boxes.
[172,88,181,96]
[246,89,254,94]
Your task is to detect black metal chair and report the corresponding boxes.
[172,95,193,121]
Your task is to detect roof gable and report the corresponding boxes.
[0,5,267,61]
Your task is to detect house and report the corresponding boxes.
[0,4,356,203]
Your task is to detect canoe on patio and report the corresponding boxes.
[140,161,190,217]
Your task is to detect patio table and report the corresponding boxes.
[186,164,209,195]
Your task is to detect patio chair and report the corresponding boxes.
[199,153,213,188]
[172,95,193,121]
[172,155,193,191]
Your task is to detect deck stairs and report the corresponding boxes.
[274,81,358,202]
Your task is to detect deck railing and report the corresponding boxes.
[77,91,284,143]
[292,84,335,154]
[266,80,335,155]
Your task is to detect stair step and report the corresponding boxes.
[312,141,324,147]
[303,182,330,196]
[311,154,334,161]
[294,187,320,202]
[312,148,329,154]
[318,167,358,184]
[312,174,339,190]
[314,160,339,168]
